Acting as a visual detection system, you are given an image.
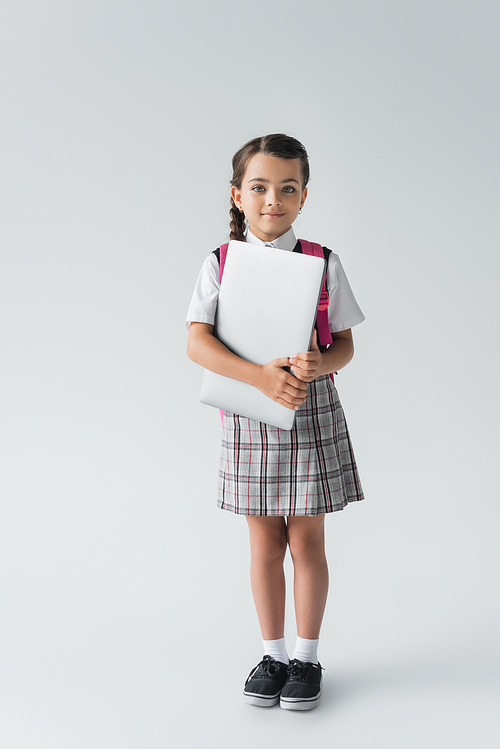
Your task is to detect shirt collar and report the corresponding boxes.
[245,226,297,251]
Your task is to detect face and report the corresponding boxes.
[231,153,307,242]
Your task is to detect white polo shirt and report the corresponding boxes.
[185,227,365,333]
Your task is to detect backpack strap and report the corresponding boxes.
[298,240,333,348]
[299,239,335,386]
[219,242,229,281]
[217,243,230,423]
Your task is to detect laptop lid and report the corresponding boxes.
[200,240,326,430]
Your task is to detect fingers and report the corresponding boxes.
[290,351,320,364]
[282,374,307,394]
[272,358,310,389]
[277,398,303,410]
[275,372,307,409]
[289,343,322,383]
[278,386,307,405]
[260,359,309,409]
[274,356,292,368]
[289,359,319,382]
[282,386,308,404]
[290,358,317,372]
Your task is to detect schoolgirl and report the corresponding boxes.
[186,134,365,711]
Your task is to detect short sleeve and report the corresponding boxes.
[326,252,365,332]
[185,253,220,329]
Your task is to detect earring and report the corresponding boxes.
[299,208,303,214]
[239,207,244,213]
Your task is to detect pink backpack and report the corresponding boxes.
[217,239,334,421]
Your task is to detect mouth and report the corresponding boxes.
[262,212,285,218]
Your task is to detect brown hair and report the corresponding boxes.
[229,134,310,241]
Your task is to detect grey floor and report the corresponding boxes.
[2,594,498,748]
[1,496,498,749]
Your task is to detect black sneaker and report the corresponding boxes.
[243,655,289,707]
[280,659,323,710]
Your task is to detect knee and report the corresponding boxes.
[288,532,325,565]
[251,534,287,566]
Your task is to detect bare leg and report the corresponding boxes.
[287,515,329,640]
[245,516,288,641]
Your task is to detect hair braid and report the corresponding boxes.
[229,198,246,241]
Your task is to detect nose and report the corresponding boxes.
[266,189,281,206]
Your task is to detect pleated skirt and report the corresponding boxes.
[217,375,364,516]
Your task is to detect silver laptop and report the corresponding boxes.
[200,240,326,429]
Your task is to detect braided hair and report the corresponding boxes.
[229,134,310,241]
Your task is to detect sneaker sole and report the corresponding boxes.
[280,688,321,711]
[243,690,281,707]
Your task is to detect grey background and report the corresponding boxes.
[1,1,499,747]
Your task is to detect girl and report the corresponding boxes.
[186,134,365,711]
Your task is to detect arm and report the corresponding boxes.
[187,322,308,410]
[289,328,354,382]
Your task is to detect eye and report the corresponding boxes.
[252,185,265,192]
[282,186,296,193]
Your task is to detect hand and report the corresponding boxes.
[289,330,322,383]
[256,357,308,410]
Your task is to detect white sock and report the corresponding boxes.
[263,637,289,664]
[293,636,319,664]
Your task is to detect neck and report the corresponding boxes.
[248,225,292,243]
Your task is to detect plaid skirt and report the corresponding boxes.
[217,375,364,516]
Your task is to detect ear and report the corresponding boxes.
[300,186,308,211]
[231,185,242,208]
